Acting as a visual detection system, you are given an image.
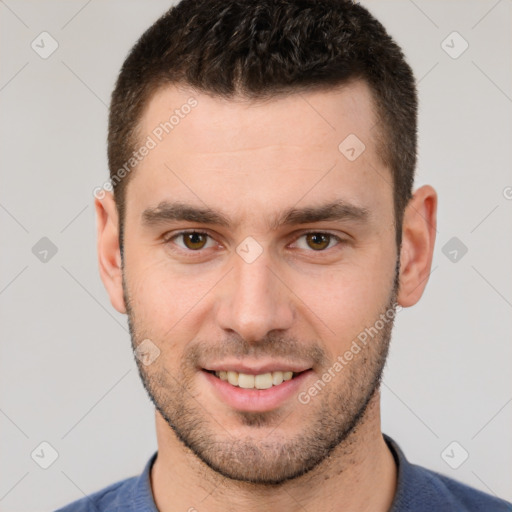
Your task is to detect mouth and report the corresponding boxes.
[201,367,313,412]
[204,369,307,390]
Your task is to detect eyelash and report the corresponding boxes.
[163,229,346,256]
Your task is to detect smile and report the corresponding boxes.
[202,367,312,412]
[212,370,296,389]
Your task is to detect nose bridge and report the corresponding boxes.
[216,244,294,342]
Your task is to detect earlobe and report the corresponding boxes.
[397,185,437,308]
[95,191,127,314]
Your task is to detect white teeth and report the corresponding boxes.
[272,371,284,386]
[254,373,273,389]
[238,373,255,389]
[238,373,254,389]
[213,370,298,389]
[227,371,239,386]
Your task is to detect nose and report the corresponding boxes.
[215,246,295,343]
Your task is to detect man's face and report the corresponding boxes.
[121,81,399,484]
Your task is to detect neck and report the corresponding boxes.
[150,390,397,512]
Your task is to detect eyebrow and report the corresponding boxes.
[141,199,370,230]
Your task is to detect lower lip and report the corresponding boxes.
[202,370,312,412]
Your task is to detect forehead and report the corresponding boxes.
[139,80,379,163]
[127,80,390,224]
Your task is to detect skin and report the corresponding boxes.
[96,80,437,511]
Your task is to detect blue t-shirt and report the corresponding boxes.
[54,434,512,511]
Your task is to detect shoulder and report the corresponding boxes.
[385,435,512,512]
[53,475,138,512]
[409,463,512,512]
[53,451,158,512]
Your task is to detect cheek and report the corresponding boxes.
[125,233,211,310]
[125,258,213,348]
[294,250,395,354]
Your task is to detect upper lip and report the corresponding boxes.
[203,361,312,375]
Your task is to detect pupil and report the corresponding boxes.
[308,233,329,250]
[187,233,205,249]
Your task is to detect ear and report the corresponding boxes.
[95,191,126,314]
[397,185,437,307]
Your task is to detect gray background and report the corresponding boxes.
[1,1,511,510]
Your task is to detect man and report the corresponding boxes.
[56,0,511,510]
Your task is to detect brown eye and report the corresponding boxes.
[305,233,331,251]
[166,231,213,252]
[181,232,208,250]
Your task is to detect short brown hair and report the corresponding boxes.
[108,0,417,249]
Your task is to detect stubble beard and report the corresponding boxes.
[123,263,399,485]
